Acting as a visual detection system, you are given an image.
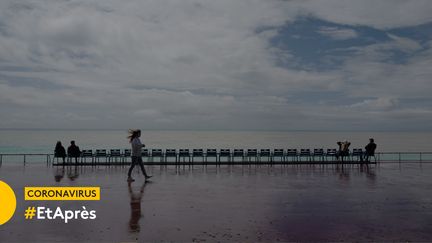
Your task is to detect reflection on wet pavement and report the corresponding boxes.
[0,163,431,242]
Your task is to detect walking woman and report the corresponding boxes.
[127,129,152,182]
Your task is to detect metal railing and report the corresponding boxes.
[376,152,432,163]
[0,153,52,165]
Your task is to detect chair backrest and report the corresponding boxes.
[96,149,107,156]
[287,149,297,156]
[152,149,163,157]
[82,150,93,157]
[192,149,203,156]
[273,149,284,156]
[326,149,337,156]
[165,149,177,157]
[300,149,311,156]
[247,149,257,156]
[260,149,271,156]
[313,149,324,156]
[352,148,363,156]
[179,149,190,157]
[141,149,149,156]
[206,149,217,157]
[220,149,231,156]
[233,149,244,157]
[124,149,131,156]
[110,149,121,156]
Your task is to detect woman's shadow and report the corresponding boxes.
[128,181,149,232]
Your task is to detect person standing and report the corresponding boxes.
[363,138,377,162]
[54,141,66,164]
[127,129,152,182]
[67,140,81,163]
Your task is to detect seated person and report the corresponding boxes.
[363,138,377,162]
[54,141,66,163]
[67,140,81,163]
[336,140,351,161]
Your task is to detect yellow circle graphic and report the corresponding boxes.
[0,180,16,225]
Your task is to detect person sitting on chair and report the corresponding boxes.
[336,140,351,162]
[363,138,377,162]
[54,141,66,164]
[67,140,81,163]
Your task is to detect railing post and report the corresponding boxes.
[420,152,422,162]
[398,153,401,163]
[24,155,26,165]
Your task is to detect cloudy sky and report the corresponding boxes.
[1,0,431,131]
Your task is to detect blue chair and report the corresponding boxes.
[81,150,93,163]
[259,149,271,162]
[165,149,177,163]
[179,149,190,163]
[246,149,258,162]
[219,149,231,163]
[299,149,311,162]
[206,149,217,162]
[151,149,163,162]
[192,149,204,162]
[122,149,131,163]
[286,149,298,162]
[351,148,363,162]
[313,149,324,162]
[95,149,107,163]
[273,149,285,162]
[326,149,337,161]
[232,149,244,162]
[109,149,121,163]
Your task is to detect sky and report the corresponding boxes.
[0,0,432,131]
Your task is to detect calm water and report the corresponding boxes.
[1,130,431,155]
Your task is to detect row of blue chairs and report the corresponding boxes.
[58,148,369,163]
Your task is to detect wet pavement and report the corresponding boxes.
[1,162,432,242]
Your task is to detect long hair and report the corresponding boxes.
[55,141,62,150]
[128,129,141,143]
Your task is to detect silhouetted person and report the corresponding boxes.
[362,138,377,162]
[128,181,147,232]
[127,129,152,182]
[67,140,81,163]
[336,140,351,162]
[54,141,66,164]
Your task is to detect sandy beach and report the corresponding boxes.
[0,162,431,242]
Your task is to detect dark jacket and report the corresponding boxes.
[55,145,66,158]
[68,145,81,157]
[365,142,377,156]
